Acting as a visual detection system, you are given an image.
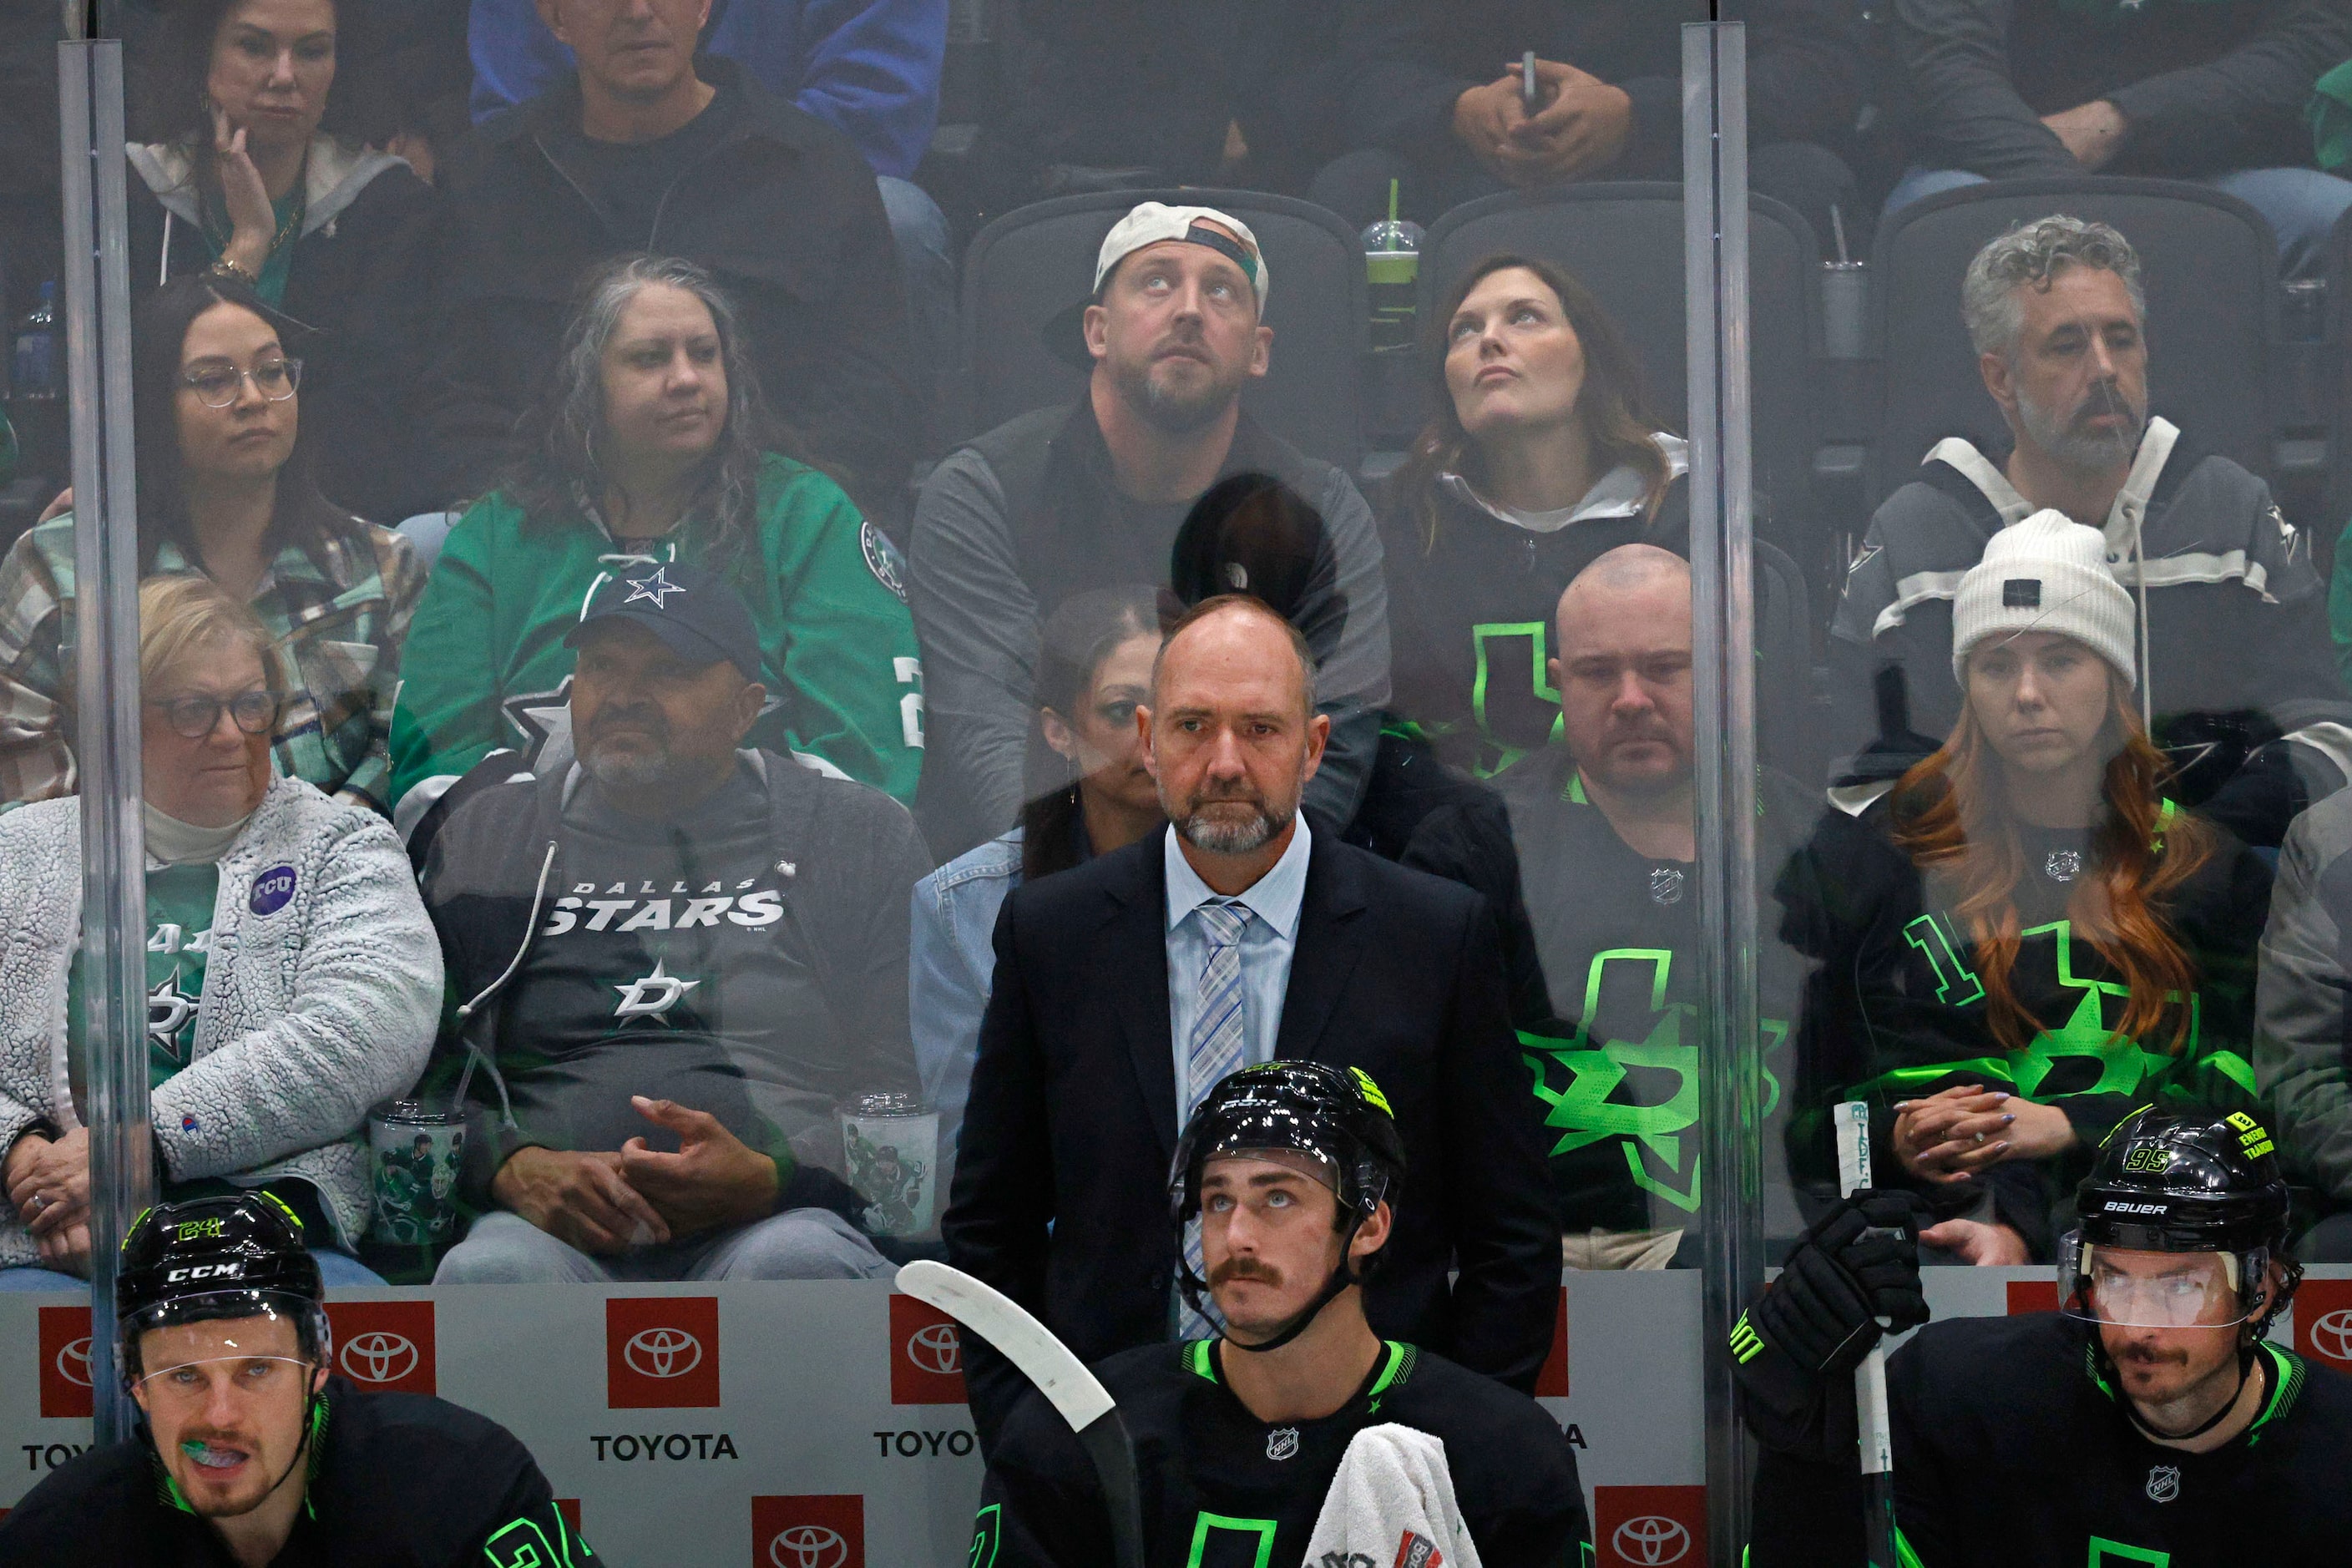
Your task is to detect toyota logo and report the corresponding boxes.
[1611,1516,1692,1565]
[769,1525,848,1568]
[905,1321,961,1375]
[340,1332,418,1384]
[2313,1308,2352,1364]
[624,1326,704,1379]
[55,1335,92,1388]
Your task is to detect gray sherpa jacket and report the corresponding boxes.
[0,775,440,1262]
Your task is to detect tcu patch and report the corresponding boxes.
[249,864,297,915]
[862,520,908,602]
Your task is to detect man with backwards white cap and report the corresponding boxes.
[1779,512,2273,1267]
[909,201,1389,857]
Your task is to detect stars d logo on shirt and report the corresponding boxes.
[623,566,685,609]
[613,958,700,1021]
[148,971,199,1062]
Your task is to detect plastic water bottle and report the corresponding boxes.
[11,281,60,402]
[1363,181,1424,355]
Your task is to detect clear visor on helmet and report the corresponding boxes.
[124,1292,326,1405]
[2056,1234,2256,1329]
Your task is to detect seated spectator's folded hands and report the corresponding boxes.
[618,1096,782,1241]
[5,1127,92,1275]
[491,1146,670,1257]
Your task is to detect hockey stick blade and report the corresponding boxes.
[896,1261,1148,1568]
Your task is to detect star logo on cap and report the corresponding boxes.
[623,567,685,609]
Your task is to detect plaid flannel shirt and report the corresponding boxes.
[0,514,424,815]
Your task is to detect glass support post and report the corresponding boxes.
[1684,21,1765,1566]
[58,26,153,1443]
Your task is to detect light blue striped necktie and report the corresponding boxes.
[1179,898,1250,1336]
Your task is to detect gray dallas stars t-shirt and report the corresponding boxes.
[494,763,854,1176]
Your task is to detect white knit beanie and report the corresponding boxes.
[1950,510,2137,689]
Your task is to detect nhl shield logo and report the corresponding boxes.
[1648,867,1685,906]
[1266,1426,1300,1461]
[2145,1464,2180,1504]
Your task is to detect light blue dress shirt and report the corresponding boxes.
[1163,817,1313,1115]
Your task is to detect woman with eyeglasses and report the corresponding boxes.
[0,273,425,816]
[0,575,441,1287]
[126,0,438,522]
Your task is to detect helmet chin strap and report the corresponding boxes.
[2097,1334,2258,1447]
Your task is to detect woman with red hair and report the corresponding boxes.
[1778,513,2271,1264]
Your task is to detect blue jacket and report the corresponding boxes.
[908,828,1023,1196]
[468,0,946,179]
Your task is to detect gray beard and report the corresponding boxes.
[2017,382,2144,472]
[582,745,690,794]
[1176,799,1292,857]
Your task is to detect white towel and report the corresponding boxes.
[1300,1423,1484,1568]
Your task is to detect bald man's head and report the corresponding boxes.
[1550,545,1695,800]
[1144,596,1328,858]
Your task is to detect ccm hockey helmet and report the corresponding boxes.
[116,1192,330,1384]
[2059,1106,2298,1334]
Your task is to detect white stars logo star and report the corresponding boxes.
[148,971,198,1055]
[623,567,685,609]
[614,959,700,1020]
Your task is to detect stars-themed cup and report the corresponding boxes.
[838,1093,939,1239]
[367,1100,467,1245]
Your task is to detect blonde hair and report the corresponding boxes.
[139,574,279,699]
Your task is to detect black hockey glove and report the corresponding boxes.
[1731,1190,1930,1458]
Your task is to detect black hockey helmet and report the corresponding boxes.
[1169,1060,1407,1232]
[116,1192,329,1385]
[2060,1105,2299,1334]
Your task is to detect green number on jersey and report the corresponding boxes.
[1186,1512,1278,1568]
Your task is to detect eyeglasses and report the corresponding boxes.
[149,689,279,740]
[180,358,301,409]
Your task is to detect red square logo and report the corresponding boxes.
[1534,1287,1570,1397]
[606,1296,721,1409]
[2006,1280,2060,1316]
[38,1306,94,1418]
[752,1494,864,1568]
[1594,1485,1706,1568]
[889,1294,967,1404]
[2294,1278,2352,1370]
[324,1300,437,1393]
[557,1500,582,1535]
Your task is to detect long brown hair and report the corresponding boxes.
[1890,667,2212,1055]
[1389,253,1674,554]
[1017,587,1164,883]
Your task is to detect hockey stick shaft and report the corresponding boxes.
[896,1261,1148,1568]
[1833,1101,1899,1568]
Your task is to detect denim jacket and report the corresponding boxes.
[908,827,1023,1195]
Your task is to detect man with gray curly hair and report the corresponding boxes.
[1830,215,2352,849]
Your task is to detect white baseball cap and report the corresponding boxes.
[1090,202,1271,312]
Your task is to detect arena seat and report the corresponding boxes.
[950,187,1367,471]
[1867,177,2280,505]
[1414,183,1827,568]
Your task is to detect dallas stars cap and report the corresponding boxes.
[564,560,761,685]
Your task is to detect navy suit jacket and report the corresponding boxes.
[943,827,1559,1446]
